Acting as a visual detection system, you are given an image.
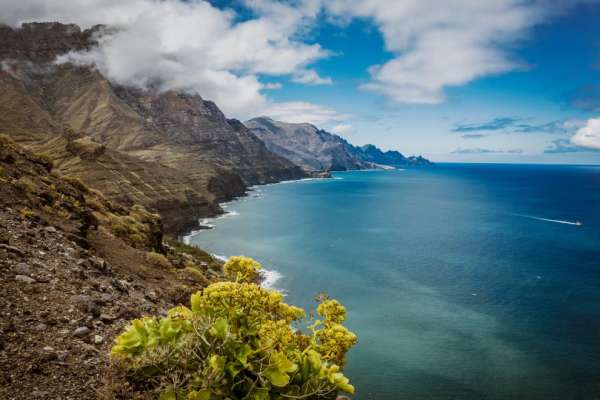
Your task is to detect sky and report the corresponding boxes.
[2,0,600,163]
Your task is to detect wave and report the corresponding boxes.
[207,253,284,291]
[514,214,582,226]
[211,253,228,262]
[259,268,284,291]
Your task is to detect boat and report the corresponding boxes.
[575,221,583,226]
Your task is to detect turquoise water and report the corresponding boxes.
[187,164,600,400]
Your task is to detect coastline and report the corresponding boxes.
[182,175,336,290]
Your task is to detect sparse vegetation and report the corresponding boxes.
[146,251,172,270]
[19,208,34,219]
[109,256,357,399]
[184,266,210,285]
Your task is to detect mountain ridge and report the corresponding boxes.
[245,116,431,172]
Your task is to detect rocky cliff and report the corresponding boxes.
[246,117,431,172]
[0,22,305,234]
[245,117,368,171]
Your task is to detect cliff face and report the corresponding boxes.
[0,23,305,234]
[245,117,368,172]
[246,117,431,172]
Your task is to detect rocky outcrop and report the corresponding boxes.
[0,22,305,234]
[246,117,431,172]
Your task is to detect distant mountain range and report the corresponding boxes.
[246,117,431,172]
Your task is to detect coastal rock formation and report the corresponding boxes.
[246,116,431,172]
[0,22,305,234]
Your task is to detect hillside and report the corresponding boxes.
[0,136,224,399]
[0,22,305,235]
[246,117,430,172]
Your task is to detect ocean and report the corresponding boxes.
[186,164,600,400]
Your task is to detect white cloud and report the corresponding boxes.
[263,82,283,90]
[331,123,354,135]
[1,0,331,117]
[259,101,347,125]
[571,117,600,150]
[3,0,589,124]
[321,0,569,104]
[292,69,333,85]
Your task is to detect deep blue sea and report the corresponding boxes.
[187,164,600,400]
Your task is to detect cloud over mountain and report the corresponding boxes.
[0,0,330,118]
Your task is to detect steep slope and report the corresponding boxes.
[0,22,305,234]
[112,87,305,185]
[246,117,431,171]
[245,117,367,171]
[0,136,224,399]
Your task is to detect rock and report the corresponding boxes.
[336,397,351,400]
[99,313,116,323]
[13,262,32,275]
[15,274,36,284]
[145,290,158,302]
[73,326,91,337]
[31,390,49,398]
[41,346,58,361]
[71,294,101,317]
[34,323,47,331]
[0,243,25,256]
[43,226,57,233]
[112,279,130,292]
[93,335,103,344]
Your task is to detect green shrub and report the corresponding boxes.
[223,255,261,282]
[110,256,357,399]
[19,208,34,219]
[183,266,209,286]
[146,251,172,270]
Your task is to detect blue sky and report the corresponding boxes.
[253,1,600,163]
[4,0,600,163]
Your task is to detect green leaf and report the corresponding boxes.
[332,372,354,394]
[266,369,289,387]
[188,389,211,400]
[306,350,321,371]
[226,362,243,378]
[160,387,177,400]
[190,292,202,313]
[209,355,226,372]
[251,388,270,400]
[235,343,252,365]
[274,353,297,373]
[209,318,229,339]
